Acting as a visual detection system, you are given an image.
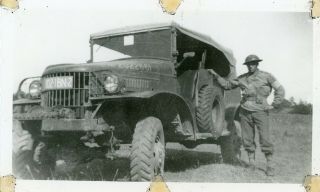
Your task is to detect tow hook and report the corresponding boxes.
[80,126,122,160]
[105,131,115,159]
[105,126,121,160]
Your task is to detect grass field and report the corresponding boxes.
[53,113,312,183]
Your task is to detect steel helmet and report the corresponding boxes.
[243,55,262,65]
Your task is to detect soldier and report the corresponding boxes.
[208,54,285,176]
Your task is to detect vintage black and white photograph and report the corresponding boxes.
[1,0,317,189]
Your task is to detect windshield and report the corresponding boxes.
[91,30,172,62]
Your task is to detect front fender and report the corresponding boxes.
[90,91,194,118]
[91,91,197,139]
[13,99,41,106]
[89,90,159,101]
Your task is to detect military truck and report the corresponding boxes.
[13,22,241,181]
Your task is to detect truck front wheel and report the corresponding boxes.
[130,117,165,181]
[12,120,55,179]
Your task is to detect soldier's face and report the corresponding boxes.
[246,63,258,73]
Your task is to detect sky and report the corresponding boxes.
[10,1,313,103]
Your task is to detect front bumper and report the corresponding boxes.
[41,119,108,132]
[13,107,109,132]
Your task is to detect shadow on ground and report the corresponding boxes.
[52,148,224,181]
[164,149,222,172]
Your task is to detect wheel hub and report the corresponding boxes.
[211,100,220,124]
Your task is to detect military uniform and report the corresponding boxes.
[218,69,285,152]
[209,55,285,176]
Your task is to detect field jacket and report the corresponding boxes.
[217,69,285,111]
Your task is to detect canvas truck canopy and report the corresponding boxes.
[90,22,237,78]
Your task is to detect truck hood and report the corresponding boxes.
[42,58,173,76]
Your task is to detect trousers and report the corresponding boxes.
[239,107,274,154]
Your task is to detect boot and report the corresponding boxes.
[265,153,275,176]
[247,151,255,171]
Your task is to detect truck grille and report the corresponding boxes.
[89,74,153,96]
[42,72,90,107]
[123,77,151,90]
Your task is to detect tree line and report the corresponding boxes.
[274,97,312,115]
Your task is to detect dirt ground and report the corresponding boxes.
[53,113,312,183]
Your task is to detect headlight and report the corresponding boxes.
[29,80,41,98]
[104,75,119,93]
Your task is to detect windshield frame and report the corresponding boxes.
[89,28,177,63]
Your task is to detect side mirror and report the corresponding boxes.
[183,52,195,58]
[175,52,195,69]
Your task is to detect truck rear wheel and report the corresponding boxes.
[196,85,225,137]
[219,121,242,164]
[130,117,165,181]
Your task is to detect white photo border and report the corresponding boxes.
[1,0,319,192]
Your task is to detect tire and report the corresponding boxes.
[219,121,242,164]
[13,141,55,179]
[12,120,36,179]
[180,120,198,149]
[13,150,37,179]
[33,141,56,179]
[196,85,225,137]
[130,117,165,181]
[12,120,55,179]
